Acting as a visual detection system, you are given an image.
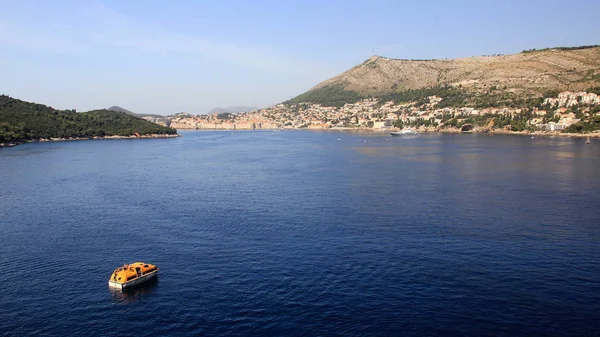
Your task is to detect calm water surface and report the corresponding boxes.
[1,131,599,336]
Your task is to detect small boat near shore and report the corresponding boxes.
[390,128,418,136]
[586,136,591,144]
[108,262,159,290]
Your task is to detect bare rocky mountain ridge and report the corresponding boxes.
[292,47,600,103]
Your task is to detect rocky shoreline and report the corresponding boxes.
[480,130,599,138]
[303,126,600,139]
[0,133,180,148]
[418,128,599,138]
[437,128,599,138]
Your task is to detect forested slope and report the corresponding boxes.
[0,95,177,144]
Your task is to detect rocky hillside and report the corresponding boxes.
[288,46,600,106]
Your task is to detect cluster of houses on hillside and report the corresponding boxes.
[543,91,600,107]
[145,91,600,132]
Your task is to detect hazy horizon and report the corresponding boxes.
[1,0,599,115]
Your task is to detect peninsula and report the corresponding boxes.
[0,95,178,148]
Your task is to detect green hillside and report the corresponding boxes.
[0,95,177,145]
[108,105,164,118]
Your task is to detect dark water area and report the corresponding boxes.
[1,130,599,336]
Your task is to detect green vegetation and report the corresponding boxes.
[0,95,177,145]
[288,83,548,111]
[0,123,26,143]
[563,105,600,133]
[378,86,471,107]
[436,107,600,134]
[380,86,547,110]
[107,106,164,118]
[285,83,362,107]
[288,84,475,108]
[588,86,600,95]
[564,116,600,133]
[473,94,544,109]
[521,45,600,53]
[216,112,234,120]
[436,109,543,132]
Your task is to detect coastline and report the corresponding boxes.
[4,128,595,148]
[0,133,180,148]
[314,127,600,139]
[437,128,600,138]
[173,125,600,138]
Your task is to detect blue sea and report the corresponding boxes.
[1,130,599,336]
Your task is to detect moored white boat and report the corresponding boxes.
[390,128,418,136]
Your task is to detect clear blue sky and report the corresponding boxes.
[1,0,598,115]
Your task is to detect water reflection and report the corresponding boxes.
[0,145,62,157]
[110,278,159,304]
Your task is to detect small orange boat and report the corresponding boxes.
[108,262,159,290]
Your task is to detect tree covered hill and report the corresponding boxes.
[107,105,164,118]
[0,95,177,144]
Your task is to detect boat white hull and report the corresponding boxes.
[108,269,158,290]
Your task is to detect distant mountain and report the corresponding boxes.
[108,105,135,114]
[208,106,259,114]
[108,106,164,118]
[287,45,600,107]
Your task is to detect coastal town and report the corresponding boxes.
[147,91,600,135]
